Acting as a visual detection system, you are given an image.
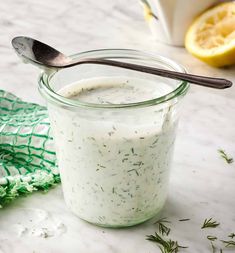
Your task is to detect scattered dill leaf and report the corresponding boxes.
[159,223,171,236]
[179,219,190,222]
[154,218,171,236]
[201,218,220,229]
[207,235,217,241]
[146,232,187,253]
[220,249,223,253]
[221,240,235,247]
[210,242,216,253]
[228,233,235,239]
[154,217,171,224]
[218,149,233,164]
[207,235,217,253]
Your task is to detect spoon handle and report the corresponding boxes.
[73,59,232,89]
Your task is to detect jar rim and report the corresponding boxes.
[38,49,190,109]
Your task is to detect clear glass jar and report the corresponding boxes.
[39,49,189,227]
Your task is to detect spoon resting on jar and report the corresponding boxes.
[11,36,232,89]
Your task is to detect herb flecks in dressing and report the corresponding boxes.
[50,77,176,227]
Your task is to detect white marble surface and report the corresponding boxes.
[1,0,235,252]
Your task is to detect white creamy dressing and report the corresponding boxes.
[59,77,171,104]
[49,76,177,227]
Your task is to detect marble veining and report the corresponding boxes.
[0,0,235,252]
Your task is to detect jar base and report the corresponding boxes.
[69,203,165,228]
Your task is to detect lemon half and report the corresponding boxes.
[185,2,235,67]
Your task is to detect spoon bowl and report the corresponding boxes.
[12,36,70,68]
[12,36,233,89]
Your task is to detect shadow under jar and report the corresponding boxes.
[39,49,189,228]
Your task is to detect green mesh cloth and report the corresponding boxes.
[0,90,60,207]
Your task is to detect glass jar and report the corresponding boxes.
[38,49,189,227]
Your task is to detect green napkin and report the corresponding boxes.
[0,90,60,207]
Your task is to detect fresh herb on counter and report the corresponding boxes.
[178,219,190,222]
[207,236,217,241]
[158,223,171,236]
[146,217,235,252]
[221,240,235,247]
[147,218,187,252]
[201,218,220,229]
[228,233,235,239]
[146,232,187,253]
[154,217,171,236]
[218,149,233,164]
[207,236,218,253]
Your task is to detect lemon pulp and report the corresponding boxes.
[185,2,235,67]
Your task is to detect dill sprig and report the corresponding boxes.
[207,236,217,241]
[178,219,190,222]
[221,240,235,247]
[146,232,187,253]
[201,218,220,229]
[154,217,171,236]
[159,223,171,236]
[154,217,171,224]
[218,149,233,164]
[207,236,217,253]
[228,233,235,239]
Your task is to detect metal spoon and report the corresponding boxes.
[12,36,232,89]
